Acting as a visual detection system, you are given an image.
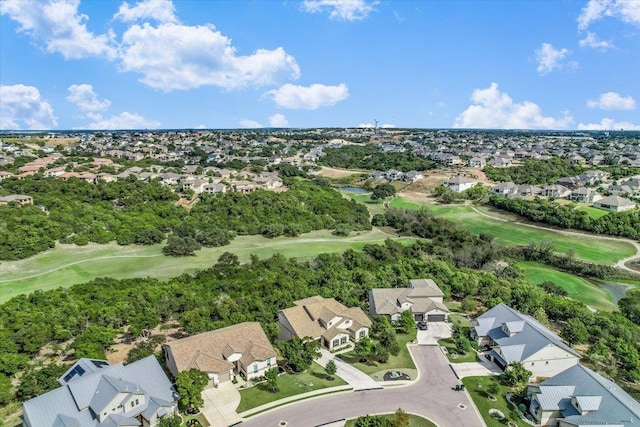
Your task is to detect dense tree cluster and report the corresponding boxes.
[0,177,370,260]
[484,157,585,185]
[319,145,436,172]
[489,195,640,240]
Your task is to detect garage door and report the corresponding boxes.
[427,314,446,322]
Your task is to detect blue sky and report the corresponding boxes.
[1,0,639,130]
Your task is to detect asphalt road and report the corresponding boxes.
[241,345,484,427]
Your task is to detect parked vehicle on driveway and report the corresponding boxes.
[417,321,428,330]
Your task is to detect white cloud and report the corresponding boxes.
[269,113,289,127]
[118,23,300,91]
[66,84,111,111]
[535,43,573,75]
[578,118,640,130]
[238,119,263,128]
[82,112,159,129]
[453,82,573,130]
[578,0,640,30]
[0,84,57,130]
[265,83,349,110]
[381,123,395,128]
[114,0,178,23]
[579,32,614,50]
[357,123,374,128]
[0,0,116,60]
[302,0,377,21]
[587,92,636,110]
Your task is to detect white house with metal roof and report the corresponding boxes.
[528,363,640,427]
[22,356,177,427]
[471,304,580,379]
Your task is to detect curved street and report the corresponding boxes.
[241,345,484,427]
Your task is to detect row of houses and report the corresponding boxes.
[369,169,424,182]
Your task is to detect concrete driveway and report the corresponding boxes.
[317,348,382,391]
[451,353,502,379]
[241,346,484,427]
[417,322,452,345]
[201,382,242,427]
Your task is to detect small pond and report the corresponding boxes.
[341,186,368,194]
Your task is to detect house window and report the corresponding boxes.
[131,401,135,408]
[267,358,271,367]
[359,330,366,339]
[340,336,347,345]
[333,339,340,348]
[135,399,139,405]
[253,364,258,373]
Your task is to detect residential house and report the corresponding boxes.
[569,154,586,165]
[0,194,33,206]
[569,187,602,204]
[528,364,640,427]
[556,177,582,189]
[163,322,277,385]
[593,195,636,212]
[488,157,512,168]
[441,154,463,166]
[403,170,424,182]
[542,185,571,198]
[385,169,404,180]
[443,176,477,192]
[231,180,256,194]
[0,171,14,181]
[22,356,177,427]
[278,296,371,351]
[468,157,486,168]
[471,303,580,378]
[491,182,519,197]
[202,183,228,194]
[517,184,542,198]
[369,278,449,323]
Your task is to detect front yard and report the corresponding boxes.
[236,362,347,413]
[438,338,478,363]
[341,329,417,377]
[462,376,530,427]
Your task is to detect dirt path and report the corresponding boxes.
[469,205,640,273]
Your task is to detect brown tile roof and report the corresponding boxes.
[164,322,276,374]
[280,296,371,341]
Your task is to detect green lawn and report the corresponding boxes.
[0,229,417,303]
[448,313,471,327]
[388,197,635,265]
[236,362,347,413]
[462,376,531,427]
[438,338,477,363]
[518,261,618,311]
[341,330,417,378]
[345,413,436,427]
[578,206,610,219]
[340,190,387,216]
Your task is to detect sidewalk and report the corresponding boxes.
[317,348,383,391]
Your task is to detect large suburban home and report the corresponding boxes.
[517,184,542,198]
[569,187,602,204]
[22,356,177,427]
[0,194,33,206]
[542,185,572,199]
[471,304,580,379]
[163,322,277,385]
[528,364,640,427]
[443,176,478,192]
[593,195,636,212]
[278,296,371,351]
[491,182,519,197]
[369,278,449,323]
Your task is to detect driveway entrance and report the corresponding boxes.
[201,382,242,427]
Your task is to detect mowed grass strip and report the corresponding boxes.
[517,261,617,311]
[0,229,417,303]
[236,362,347,413]
[389,197,635,265]
[462,376,530,427]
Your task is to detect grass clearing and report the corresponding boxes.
[0,229,418,303]
[462,376,531,427]
[342,330,417,378]
[438,338,477,363]
[236,362,347,413]
[517,261,617,311]
[345,413,437,427]
[578,206,610,219]
[387,196,635,265]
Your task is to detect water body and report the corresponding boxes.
[590,279,634,304]
[341,186,368,194]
